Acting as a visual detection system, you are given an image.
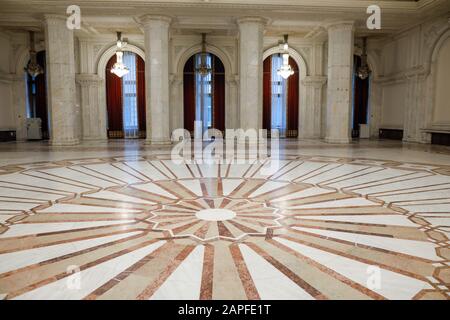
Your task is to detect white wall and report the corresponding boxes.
[433,37,450,125]
[371,14,450,143]
[0,31,14,131]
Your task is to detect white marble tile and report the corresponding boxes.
[292,226,441,260]
[0,231,141,274]
[131,182,177,199]
[83,163,143,184]
[84,190,155,205]
[239,244,314,300]
[289,197,377,209]
[0,173,89,193]
[124,161,169,181]
[40,167,117,188]
[13,240,166,300]
[161,160,193,179]
[297,214,417,227]
[37,203,141,213]
[270,187,333,202]
[150,245,204,300]
[177,180,203,196]
[249,181,289,198]
[0,220,136,238]
[221,179,243,196]
[275,237,432,300]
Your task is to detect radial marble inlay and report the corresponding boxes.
[0,154,449,300]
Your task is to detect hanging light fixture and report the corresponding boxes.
[111,32,129,78]
[277,34,294,80]
[25,31,44,78]
[356,37,371,80]
[196,33,212,76]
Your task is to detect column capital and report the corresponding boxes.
[75,74,102,86]
[324,21,355,32]
[236,16,268,26]
[42,14,67,25]
[136,14,172,28]
[302,76,327,88]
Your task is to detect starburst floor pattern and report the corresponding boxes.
[0,154,449,300]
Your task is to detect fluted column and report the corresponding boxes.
[43,15,80,145]
[140,15,171,144]
[76,74,107,141]
[237,17,266,131]
[325,22,354,144]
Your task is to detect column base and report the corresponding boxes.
[49,138,80,146]
[145,139,172,145]
[324,137,351,144]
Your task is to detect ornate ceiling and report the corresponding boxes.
[0,0,448,38]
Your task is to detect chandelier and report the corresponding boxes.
[111,32,129,78]
[356,37,371,80]
[196,33,212,76]
[25,31,44,78]
[277,34,294,80]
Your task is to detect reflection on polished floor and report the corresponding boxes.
[0,140,449,300]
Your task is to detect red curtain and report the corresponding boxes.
[136,55,146,138]
[262,57,272,132]
[213,55,225,132]
[287,57,299,138]
[262,55,299,138]
[353,55,369,131]
[105,55,123,138]
[35,51,48,139]
[183,56,196,133]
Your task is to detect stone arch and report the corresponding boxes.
[94,43,146,140]
[96,43,145,78]
[263,45,310,138]
[426,28,450,132]
[172,43,237,131]
[263,46,308,80]
[175,43,234,78]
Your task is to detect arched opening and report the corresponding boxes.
[351,55,371,139]
[183,52,225,134]
[26,50,49,140]
[263,54,299,138]
[105,51,146,139]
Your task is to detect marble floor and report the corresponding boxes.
[0,139,449,300]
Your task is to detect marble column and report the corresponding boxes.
[140,15,172,144]
[237,17,266,132]
[325,22,354,144]
[10,74,28,141]
[43,14,80,145]
[300,76,327,139]
[76,74,107,141]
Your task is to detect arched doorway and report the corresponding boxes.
[26,50,49,140]
[351,55,370,138]
[183,52,225,134]
[105,51,146,139]
[263,54,299,138]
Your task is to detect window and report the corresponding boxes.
[122,52,139,138]
[271,54,288,137]
[195,53,213,132]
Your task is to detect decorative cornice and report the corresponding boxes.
[136,15,172,27]
[324,20,355,32]
[375,66,428,84]
[236,16,268,26]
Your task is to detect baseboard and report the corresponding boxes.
[0,130,16,142]
[379,128,403,140]
[431,132,450,146]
